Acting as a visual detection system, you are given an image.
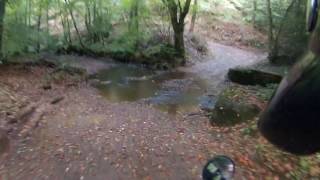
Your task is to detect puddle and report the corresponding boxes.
[91,65,211,114]
[90,42,267,114]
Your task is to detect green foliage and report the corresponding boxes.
[241,123,258,136]
[0,0,308,68]
[198,0,308,60]
[255,84,278,101]
[241,0,308,59]
[143,44,177,60]
[0,1,219,63]
[3,0,57,55]
[86,15,112,42]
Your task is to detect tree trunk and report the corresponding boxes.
[189,0,198,32]
[57,0,70,44]
[64,0,84,48]
[46,0,49,34]
[164,0,192,59]
[60,17,68,43]
[129,0,140,50]
[269,0,296,61]
[174,25,185,57]
[266,0,274,59]
[84,1,93,42]
[25,0,28,25]
[129,0,139,32]
[28,0,32,26]
[37,1,43,53]
[93,1,97,21]
[252,0,257,27]
[0,0,6,60]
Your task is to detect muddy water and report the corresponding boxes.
[91,65,208,114]
[91,42,267,114]
[0,43,269,180]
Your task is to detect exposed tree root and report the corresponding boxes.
[17,96,64,137]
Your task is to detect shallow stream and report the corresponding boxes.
[90,42,267,114]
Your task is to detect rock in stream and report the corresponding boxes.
[208,85,267,126]
[228,67,283,86]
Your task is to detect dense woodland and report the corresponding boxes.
[0,0,309,67]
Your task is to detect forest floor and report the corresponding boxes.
[1,21,319,179]
[195,18,268,52]
[1,42,319,180]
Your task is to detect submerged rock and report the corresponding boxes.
[208,85,267,126]
[100,80,112,85]
[228,68,282,86]
[199,95,217,111]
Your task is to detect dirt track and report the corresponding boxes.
[0,65,271,180]
[0,43,311,180]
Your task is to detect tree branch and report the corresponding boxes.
[178,0,182,14]
[180,0,192,23]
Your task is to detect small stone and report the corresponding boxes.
[57,148,64,153]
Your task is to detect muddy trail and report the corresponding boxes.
[181,42,267,91]
[0,43,302,180]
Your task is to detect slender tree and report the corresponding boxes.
[267,0,297,60]
[189,0,198,33]
[129,0,140,49]
[270,0,296,60]
[84,0,92,38]
[28,0,32,26]
[266,0,274,58]
[64,0,84,48]
[252,0,257,27]
[46,0,50,34]
[0,0,6,60]
[37,0,44,52]
[163,0,192,60]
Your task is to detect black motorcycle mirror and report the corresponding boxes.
[202,156,235,180]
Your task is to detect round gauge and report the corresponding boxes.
[202,156,235,180]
